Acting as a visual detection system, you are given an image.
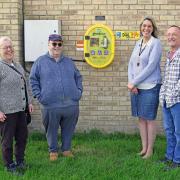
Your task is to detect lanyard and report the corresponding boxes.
[137,39,147,66]
[139,39,147,56]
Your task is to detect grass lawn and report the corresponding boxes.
[0,130,179,180]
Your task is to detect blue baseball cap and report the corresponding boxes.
[48,34,63,41]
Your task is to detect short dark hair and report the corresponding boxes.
[140,17,158,38]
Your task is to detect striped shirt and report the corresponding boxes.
[159,48,180,108]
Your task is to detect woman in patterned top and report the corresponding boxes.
[0,36,33,174]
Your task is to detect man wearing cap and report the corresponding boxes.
[29,34,83,161]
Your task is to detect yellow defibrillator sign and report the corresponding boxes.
[84,24,115,68]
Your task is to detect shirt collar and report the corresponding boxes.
[139,36,154,47]
[166,47,180,61]
[0,59,15,65]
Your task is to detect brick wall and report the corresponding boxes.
[1,0,180,133]
[0,0,23,62]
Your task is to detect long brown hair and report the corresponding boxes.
[140,17,158,38]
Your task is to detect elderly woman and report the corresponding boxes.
[0,36,33,174]
[128,17,162,159]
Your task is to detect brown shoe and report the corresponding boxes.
[50,152,58,161]
[62,151,74,157]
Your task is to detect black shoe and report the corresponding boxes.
[6,162,16,172]
[159,157,172,164]
[6,162,22,176]
[16,161,28,172]
[171,162,180,168]
[164,162,180,171]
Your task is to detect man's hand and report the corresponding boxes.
[0,111,7,122]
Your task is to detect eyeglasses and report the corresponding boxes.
[0,46,14,50]
[51,42,63,47]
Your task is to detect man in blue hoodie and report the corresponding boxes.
[29,34,83,161]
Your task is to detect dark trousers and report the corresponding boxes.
[41,105,79,152]
[0,111,28,167]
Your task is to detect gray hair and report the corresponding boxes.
[0,36,12,47]
[168,25,180,31]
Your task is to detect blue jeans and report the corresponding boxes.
[41,105,79,152]
[163,102,180,163]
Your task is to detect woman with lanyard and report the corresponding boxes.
[128,17,162,159]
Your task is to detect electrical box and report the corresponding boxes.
[24,20,61,62]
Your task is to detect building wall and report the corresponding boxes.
[1,0,180,133]
[0,0,23,62]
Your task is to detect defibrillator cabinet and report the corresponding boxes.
[84,24,115,68]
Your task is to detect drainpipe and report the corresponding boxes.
[21,0,30,73]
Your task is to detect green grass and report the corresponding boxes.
[0,129,179,180]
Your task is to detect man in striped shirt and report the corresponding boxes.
[159,25,180,170]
